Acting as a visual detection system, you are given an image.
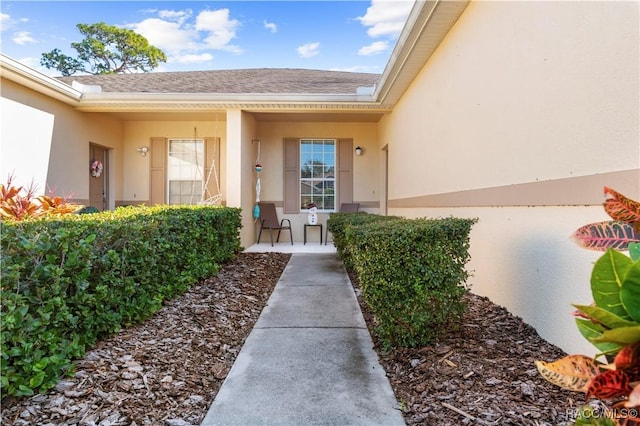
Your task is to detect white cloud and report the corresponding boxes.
[358,41,388,56]
[158,9,191,24]
[12,31,36,45]
[132,18,197,53]
[264,20,277,33]
[2,12,33,34]
[127,7,242,66]
[297,42,320,58]
[357,0,414,38]
[175,53,214,64]
[0,13,10,30]
[196,9,241,52]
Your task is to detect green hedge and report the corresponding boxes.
[327,212,401,270]
[333,214,476,349]
[1,205,241,397]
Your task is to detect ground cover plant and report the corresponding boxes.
[535,187,640,425]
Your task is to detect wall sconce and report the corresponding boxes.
[355,146,363,156]
[137,146,149,156]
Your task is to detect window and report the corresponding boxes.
[283,138,352,214]
[167,138,204,204]
[300,139,335,211]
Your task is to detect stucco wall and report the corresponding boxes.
[239,111,259,248]
[382,1,638,199]
[380,1,640,354]
[253,120,380,242]
[1,78,123,206]
[122,119,227,205]
[1,96,54,192]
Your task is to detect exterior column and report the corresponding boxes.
[225,109,258,248]
[225,109,242,208]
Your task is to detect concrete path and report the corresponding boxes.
[201,253,405,426]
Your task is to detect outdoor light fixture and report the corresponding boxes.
[355,146,363,156]
[137,146,149,156]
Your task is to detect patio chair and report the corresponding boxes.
[257,202,293,246]
[325,202,360,244]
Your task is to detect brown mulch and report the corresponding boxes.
[349,271,582,426]
[2,252,585,425]
[1,252,291,426]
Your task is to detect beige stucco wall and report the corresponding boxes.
[238,110,259,248]
[252,120,380,242]
[1,79,123,206]
[1,96,54,192]
[380,1,640,354]
[121,119,227,205]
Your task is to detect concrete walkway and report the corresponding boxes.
[201,253,405,426]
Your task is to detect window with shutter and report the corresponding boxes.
[283,138,353,213]
[300,139,336,211]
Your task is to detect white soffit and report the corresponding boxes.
[73,93,393,113]
[0,54,82,105]
[375,0,470,105]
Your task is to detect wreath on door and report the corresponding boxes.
[90,160,103,178]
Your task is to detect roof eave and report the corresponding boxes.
[74,92,392,112]
[0,53,82,105]
[80,92,377,103]
[374,0,470,105]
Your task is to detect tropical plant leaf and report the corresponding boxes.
[573,304,639,329]
[592,326,640,345]
[614,342,640,373]
[620,260,640,322]
[630,243,640,262]
[586,370,632,400]
[535,355,600,392]
[592,250,633,319]
[604,187,640,224]
[576,319,625,355]
[572,221,640,251]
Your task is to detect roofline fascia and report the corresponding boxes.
[373,1,431,103]
[75,102,393,113]
[79,92,377,103]
[0,53,82,105]
[373,0,470,105]
[74,92,393,112]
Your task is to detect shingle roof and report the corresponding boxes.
[57,68,380,95]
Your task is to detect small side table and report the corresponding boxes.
[304,224,323,245]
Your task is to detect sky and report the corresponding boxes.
[0,0,415,76]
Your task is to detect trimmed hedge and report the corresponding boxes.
[327,212,401,270]
[331,213,476,349]
[1,205,241,397]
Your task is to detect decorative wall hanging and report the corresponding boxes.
[253,140,262,220]
[198,124,223,205]
[90,160,103,178]
[307,203,318,225]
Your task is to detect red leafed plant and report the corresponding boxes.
[0,174,82,221]
[571,187,640,252]
[536,187,640,426]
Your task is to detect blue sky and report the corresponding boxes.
[0,1,415,76]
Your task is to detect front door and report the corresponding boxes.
[89,144,108,210]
